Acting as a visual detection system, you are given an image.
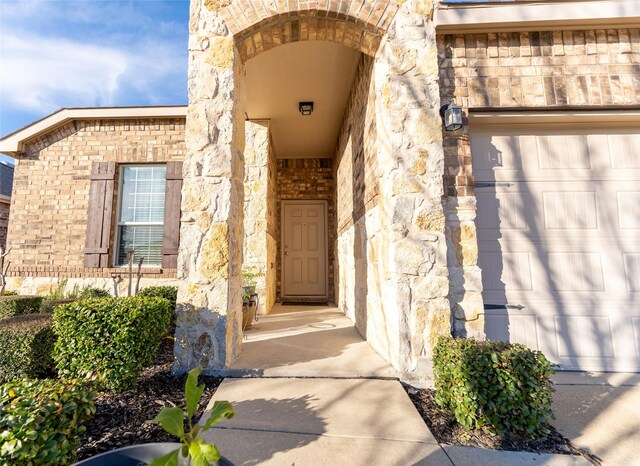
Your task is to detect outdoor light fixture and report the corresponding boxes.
[299,101,314,116]
[440,99,463,131]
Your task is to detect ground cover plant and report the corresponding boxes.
[53,296,172,392]
[0,378,96,465]
[0,313,55,383]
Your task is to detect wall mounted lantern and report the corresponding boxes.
[299,102,314,116]
[439,99,463,131]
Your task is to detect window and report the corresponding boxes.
[116,165,166,266]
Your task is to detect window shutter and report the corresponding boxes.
[162,161,183,268]
[84,161,116,268]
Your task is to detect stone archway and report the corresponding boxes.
[174,0,455,384]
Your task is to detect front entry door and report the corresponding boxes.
[282,201,327,298]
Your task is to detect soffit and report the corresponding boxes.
[245,41,361,159]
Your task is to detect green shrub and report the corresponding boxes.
[0,295,44,321]
[0,378,95,465]
[2,290,18,296]
[138,285,178,310]
[79,287,111,299]
[52,296,172,392]
[0,314,55,383]
[39,298,76,314]
[433,336,555,439]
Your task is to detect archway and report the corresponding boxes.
[174,0,452,385]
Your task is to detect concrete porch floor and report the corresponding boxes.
[224,304,399,379]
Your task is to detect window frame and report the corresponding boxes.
[113,163,167,268]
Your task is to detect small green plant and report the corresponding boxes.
[0,378,96,465]
[79,287,111,299]
[46,278,69,301]
[0,313,55,383]
[1,290,17,296]
[150,366,234,466]
[241,266,264,288]
[433,336,555,439]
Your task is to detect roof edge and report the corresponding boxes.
[436,0,640,34]
[0,106,188,156]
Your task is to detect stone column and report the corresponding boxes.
[173,0,245,372]
[445,197,485,339]
[243,120,270,315]
[372,0,452,377]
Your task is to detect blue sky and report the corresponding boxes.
[0,0,190,141]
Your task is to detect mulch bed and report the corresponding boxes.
[405,387,601,465]
[76,329,223,461]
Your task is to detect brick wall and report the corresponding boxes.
[0,201,9,249]
[438,28,640,197]
[276,158,335,301]
[9,118,186,279]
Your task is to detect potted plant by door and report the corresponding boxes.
[241,267,263,330]
[73,367,234,466]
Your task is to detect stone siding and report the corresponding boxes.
[334,53,380,334]
[6,118,186,292]
[438,27,640,338]
[0,201,9,250]
[276,158,335,301]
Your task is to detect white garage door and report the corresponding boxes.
[472,124,640,372]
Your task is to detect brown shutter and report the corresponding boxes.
[162,161,183,268]
[84,161,116,268]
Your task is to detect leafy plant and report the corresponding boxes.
[0,378,96,465]
[0,295,44,321]
[45,278,69,301]
[1,290,17,296]
[241,266,264,288]
[433,336,555,439]
[52,296,172,392]
[79,287,111,299]
[150,366,234,466]
[138,286,178,310]
[0,313,55,383]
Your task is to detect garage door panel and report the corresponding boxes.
[473,125,640,372]
[471,130,640,183]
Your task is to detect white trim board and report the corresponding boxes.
[436,0,640,33]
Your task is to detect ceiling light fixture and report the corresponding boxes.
[299,101,314,116]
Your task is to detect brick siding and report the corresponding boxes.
[438,28,640,197]
[8,118,186,278]
[0,201,9,250]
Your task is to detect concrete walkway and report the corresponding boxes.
[198,305,593,466]
[226,305,398,379]
[551,372,640,465]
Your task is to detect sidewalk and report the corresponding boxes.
[201,377,592,465]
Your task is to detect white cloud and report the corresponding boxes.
[0,33,129,111]
[0,0,188,128]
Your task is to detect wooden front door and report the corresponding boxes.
[282,201,328,298]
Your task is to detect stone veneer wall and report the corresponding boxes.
[243,121,272,314]
[5,118,186,296]
[177,0,450,382]
[266,136,278,312]
[0,201,9,249]
[437,28,640,337]
[334,53,380,336]
[276,158,335,301]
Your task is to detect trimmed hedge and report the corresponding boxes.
[39,298,77,314]
[52,296,172,392]
[433,336,555,439]
[0,295,44,321]
[138,285,177,310]
[0,314,55,383]
[79,287,111,299]
[0,378,95,465]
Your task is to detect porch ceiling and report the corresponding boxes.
[245,41,360,159]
